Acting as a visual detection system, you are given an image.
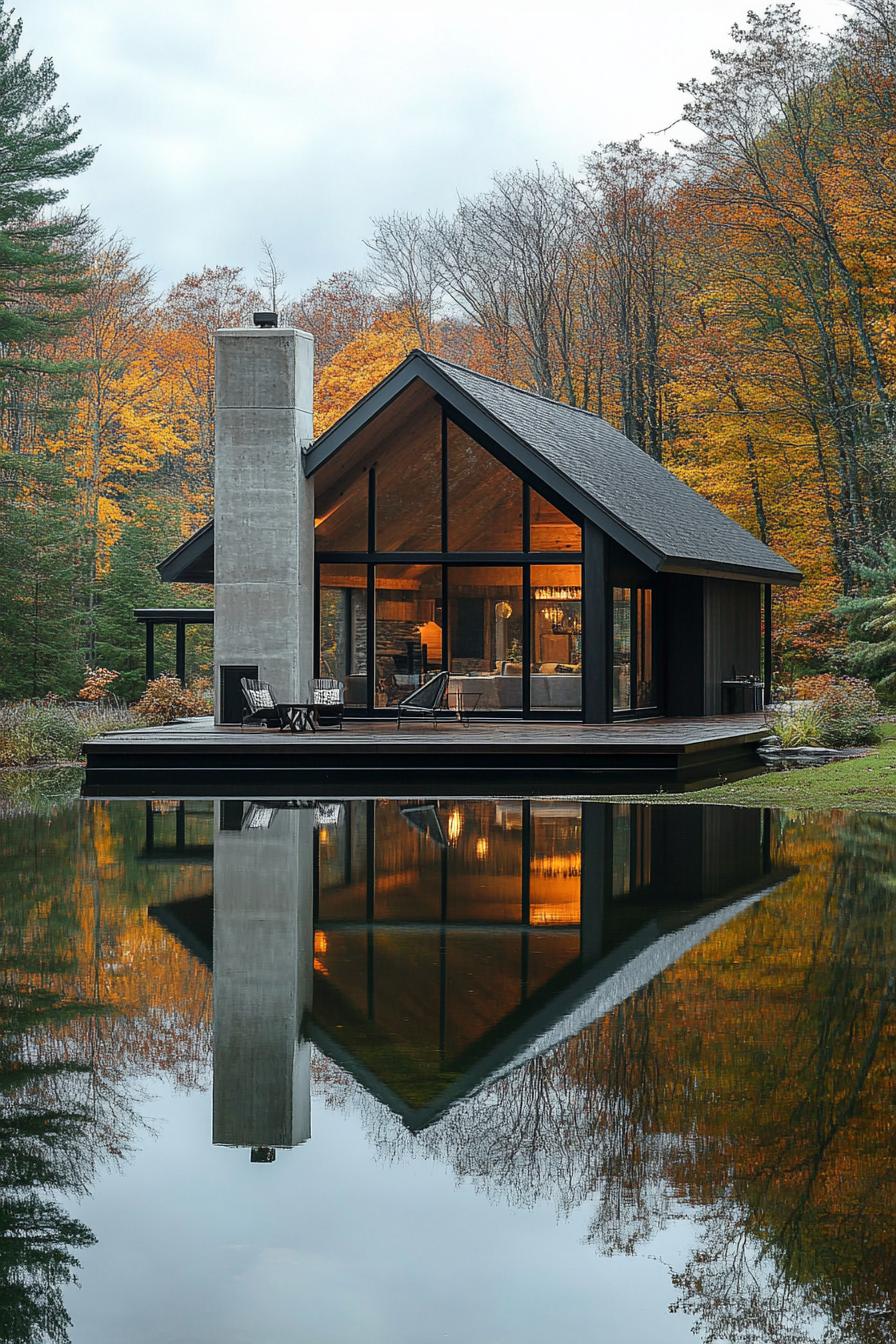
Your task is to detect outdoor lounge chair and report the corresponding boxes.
[396,670,450,730]
[308,677,345,730]
[240,678,283,730]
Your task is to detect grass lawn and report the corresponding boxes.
[610,722,896,813]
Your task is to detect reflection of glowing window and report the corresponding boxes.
[611,804,651,897]
[313,929,329,976]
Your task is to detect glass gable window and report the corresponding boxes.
[376,401,441,551]
[530,491,582,552]
[447,422,523,551]
[314,396,603,717]
[319,563,367,706]
[315,472,369,551]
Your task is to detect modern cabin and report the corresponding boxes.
[155,324,800,726]
[146,797,789,1149]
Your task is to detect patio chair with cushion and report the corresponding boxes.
[240,678,283,730]
[396,670,450,730]
[308,677,345,730]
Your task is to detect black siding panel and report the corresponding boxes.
[703,579,761,714]
[664,575,704,716]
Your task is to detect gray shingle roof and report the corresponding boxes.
[161,347,801,585]
[424,353,801,583]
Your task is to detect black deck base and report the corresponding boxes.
[82,717,769,798]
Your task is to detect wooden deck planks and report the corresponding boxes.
[86,713,769,759]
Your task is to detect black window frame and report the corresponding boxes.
[314,403,588,718]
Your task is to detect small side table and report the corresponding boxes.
[277,703,317,733]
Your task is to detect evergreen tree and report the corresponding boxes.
[94,497,199,701]
[0,3,96,391]
[836,539,896,701]
[0,453,81,699]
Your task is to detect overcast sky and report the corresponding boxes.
[26,0,849,300]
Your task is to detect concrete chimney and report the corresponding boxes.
[212,804,314,1150]
[213,325,315,722]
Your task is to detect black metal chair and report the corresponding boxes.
[240,678,283,730]
[396,670,450,730]
[308,678,345,730]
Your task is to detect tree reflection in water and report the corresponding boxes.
[0,796,214,1343]
[0,796,893,1344]
[312,809,896,1344]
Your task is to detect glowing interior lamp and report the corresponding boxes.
[447,808,463,843]
[475,836,489,860]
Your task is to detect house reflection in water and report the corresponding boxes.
[148,799,783,1155]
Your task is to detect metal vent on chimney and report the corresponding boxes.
[253,312,278,328]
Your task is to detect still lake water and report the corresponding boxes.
[1,792,894,1344]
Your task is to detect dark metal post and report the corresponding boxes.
[145,622,155,681]
[763,584,773,707]
[583,523,610,723]
[176,621,186,685]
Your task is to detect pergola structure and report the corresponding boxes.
[135,608,214,683]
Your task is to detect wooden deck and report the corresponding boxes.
[82,713,771,795]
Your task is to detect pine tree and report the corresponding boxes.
[836,540,896,701]
[0,453,82,698]
[0,1,97,451]
[94,498,194,701]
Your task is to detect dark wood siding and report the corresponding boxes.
[703,579,761,714]
[663,574,705,716]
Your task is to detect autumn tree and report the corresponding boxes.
[48,234,184,661]
[158,264,257,523]
[289,270,382,370]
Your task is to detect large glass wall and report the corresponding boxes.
[314,399,592,715]
[531,565,582,710]
[376,401,442,551]
[315,472,369,551]
[318,563,367,706]
[447,567,523,710]
[374,564,442,706]
[530,491,582,552]
[446,422,523,551]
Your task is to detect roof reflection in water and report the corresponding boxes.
[148,797,787,1154]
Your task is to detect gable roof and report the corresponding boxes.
[158,519,213,583]
[160,349,801,585]
[307,350,800,584]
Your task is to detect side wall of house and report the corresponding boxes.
[702,577,761,715]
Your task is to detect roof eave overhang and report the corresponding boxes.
[305,351,666,573]
[659,556,803,586]
[157,521,214,583]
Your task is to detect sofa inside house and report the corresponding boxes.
[447,664,582,711]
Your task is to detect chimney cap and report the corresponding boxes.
[253,311,278,329]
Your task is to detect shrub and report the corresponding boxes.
[815,676,881,748]
[78,666,119,701]
[792,673,836,702]
[769,703,824,748]
[0,700,143,767]
[133,675,209,725]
